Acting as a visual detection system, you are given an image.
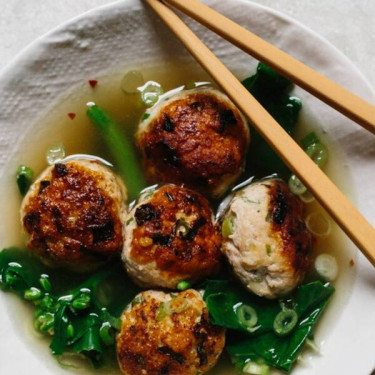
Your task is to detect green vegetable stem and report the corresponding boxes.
[16,165,34,196]
[87,104,146,201]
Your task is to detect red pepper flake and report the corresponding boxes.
[349,259,355,267]
[88,79,98,88]
[67,113,76,120]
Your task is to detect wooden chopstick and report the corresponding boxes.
[145,0,375,266]
[163,0,375,136]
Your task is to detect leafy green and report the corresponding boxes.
[50,304,70,355]
[203,280,334,372]
[0,248,140,368]
[87,104,146,201]
[242,63,302,176]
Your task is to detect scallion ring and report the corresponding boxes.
[305,212,331,237]
[121,70,144,95]
[314,253,338,281]
[243,361,270,375]
[288,174,307,195]
[299,189,315,203]
[222,215,235,239]
[236,304,258,330]
[46,143,65,165]
[273,309,298,336]
[305,142,328,168]
[138,81,163,107]
[156,301,170,321]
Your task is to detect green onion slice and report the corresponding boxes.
[299,190,315,203]
[243,361,270,375]
[236,304,258,331]
[273,309,298,336]
[288,174,307,195]
[301,131,320,149]
[305,143,328,168]
[46,143,65,165]
[138,81,163,107]
[156,302,170,321]
[314,253,338,281]
[156,297,189,321]
[222,215,235,239]
[121,70,144,95]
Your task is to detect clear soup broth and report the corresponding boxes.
[0,61,357,374]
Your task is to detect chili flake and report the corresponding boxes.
[89,79,98,88]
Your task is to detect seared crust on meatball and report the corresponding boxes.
[20,160,127,270]
[116,289,225,375]
[136,87,250,197]
[222,179,312,299]
[122,185,222,288]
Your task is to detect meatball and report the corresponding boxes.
[116,289,225,375]
[136,87,250,198]
[222,179,312,299]
[20,159,127,270]
[122,184,222,289]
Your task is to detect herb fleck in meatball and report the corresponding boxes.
[122,185,222,289]
[20,160,127,270]
[222,179,312,299]
[136,87,250,197]
[116,289,225,375]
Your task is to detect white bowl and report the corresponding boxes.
[0,1,374,374]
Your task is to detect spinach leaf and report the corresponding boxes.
[204,280,334,372]
[242,63,302,176]
[72,325,103,368]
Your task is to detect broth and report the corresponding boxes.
[0,61,357,374]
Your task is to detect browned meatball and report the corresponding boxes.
[136,87,250,198]
[222,178,312,298]
[20,160,127,270]
[122,185,222,288]
[116,289,225,375]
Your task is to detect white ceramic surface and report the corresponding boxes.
[0,0,374,374]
